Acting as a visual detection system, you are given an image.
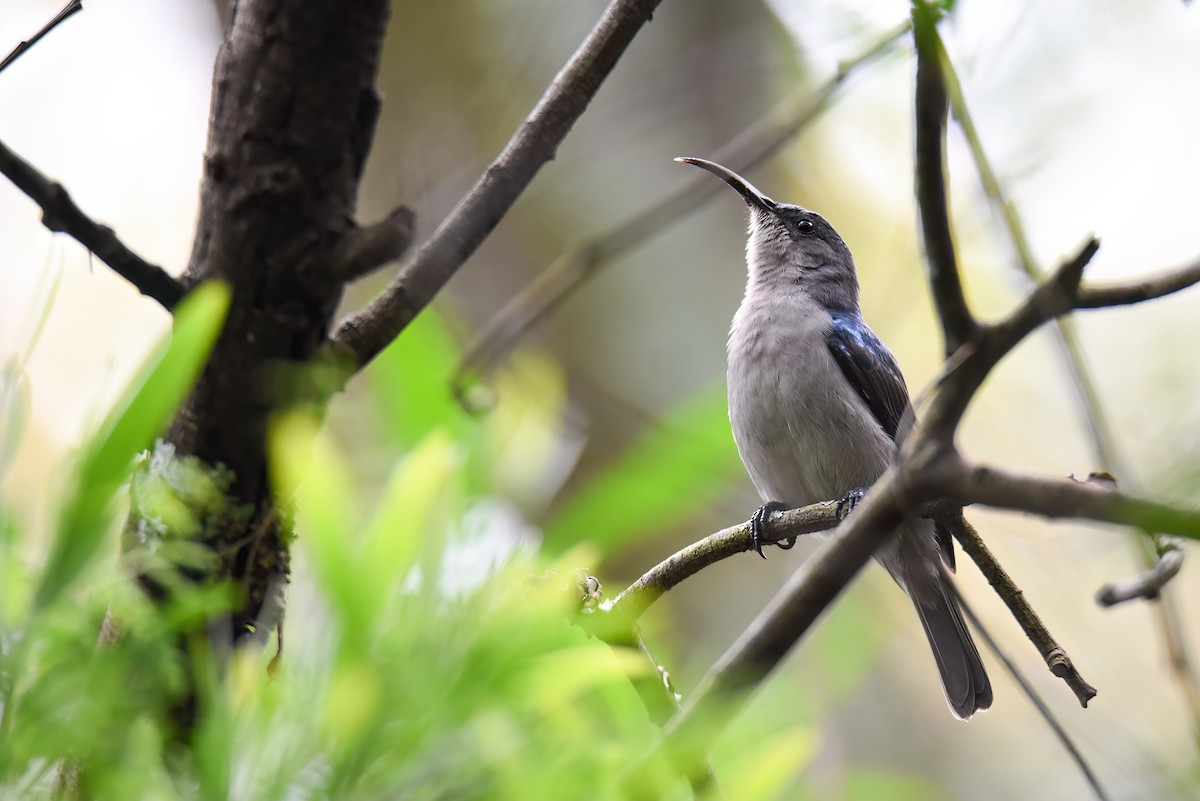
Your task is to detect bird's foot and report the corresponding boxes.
[751,501,792,559]
[836,486,869,521]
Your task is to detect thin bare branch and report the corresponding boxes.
[931,455,1200,541]
[576,574,723,798]
[938,512,1096,706]
[912,8,977,355]
[452,21,912,390]
[327,0,663,371]
[1097,537,1186,607]
[1078,260,1200,308]
[0,0,83,75]
[0,138,185,310]
[633,631,723,799]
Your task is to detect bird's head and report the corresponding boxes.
[676,157,860,312]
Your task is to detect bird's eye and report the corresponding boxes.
[797,219,816,235]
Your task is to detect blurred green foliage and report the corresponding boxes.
[0,301,756,799]
[0,295,914,799]
[36,282,231,613]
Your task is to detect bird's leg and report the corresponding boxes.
[750,501,792,559]
[836,486,870,521]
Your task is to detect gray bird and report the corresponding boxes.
[678,156,992,719]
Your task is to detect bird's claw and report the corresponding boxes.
[750,501,791,558]
[836,486,869,521]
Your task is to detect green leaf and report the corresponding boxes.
[34,282,231,612]
[544,383,742,551]
[844,770,941,801]
[361,432,460,608]
[367,309,463,448]
[192,637,233,801]
[813,593,883,698]
[269,411,364,645]
[718,727,813,801]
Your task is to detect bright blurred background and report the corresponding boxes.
[3,0,1200,799]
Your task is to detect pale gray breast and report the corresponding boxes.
[726,293,895,506]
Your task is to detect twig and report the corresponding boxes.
[0,138,185,310]
[932,455,1200,542]
[938,511,1096,706]
[634,633,724,800]
[577,573,723,799]
[452,21,911,391]
[912,6,977,355]
[0,0,83,75]
[955,592,1113,801]
[333,206,416,282]
[1097,536,1186,606]
[327,0,664,372]
[1078,260,1200,308]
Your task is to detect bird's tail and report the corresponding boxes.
[911,574,993,720]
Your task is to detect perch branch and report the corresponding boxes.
[0,138,185,310]
[609,489,1105,705]
[632,467,912,789]
[328,0,664,371]
[625,441,1200,782]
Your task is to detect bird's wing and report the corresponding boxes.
[825,310,912,441]
[826,310,956,569]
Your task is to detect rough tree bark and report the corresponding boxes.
[164,1,393,645]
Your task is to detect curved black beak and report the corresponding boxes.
[675,157,777,215]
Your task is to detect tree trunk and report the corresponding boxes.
[161,0,391,650]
